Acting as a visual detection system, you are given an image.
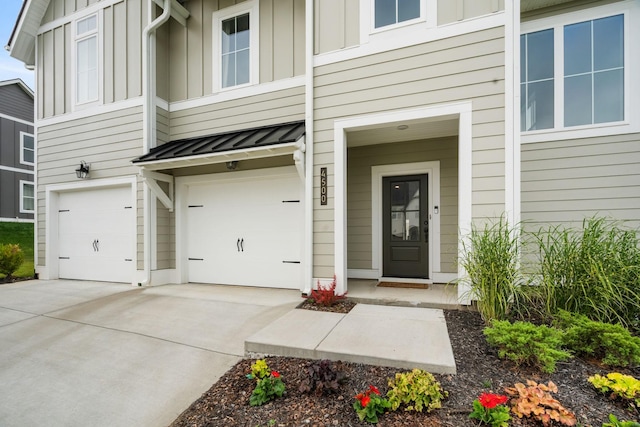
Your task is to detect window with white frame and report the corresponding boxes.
[20,132,35,166]
[374,0,420,28]
[75,14,99,105]
[521,10,627,132]
[213,1,258,92]
[20,181,34,213]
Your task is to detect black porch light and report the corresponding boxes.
[75,161,90,179]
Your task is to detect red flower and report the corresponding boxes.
[271,371,280,378]
[478,393,508,409]
[360,395,371,408]
[369,385,381,395]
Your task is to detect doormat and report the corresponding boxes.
[377,282,429,289]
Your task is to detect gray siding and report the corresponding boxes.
[312,26,506,278]
[0,115,34,220]
[0,85,34,122]
[37,0,147,119]
[36,105,143,265]
[347,137,458,273]
[168,85,305,140]
[521,133,640,229]
[313,0,505,55]
[438,0,504,26]
[165,0,305,103]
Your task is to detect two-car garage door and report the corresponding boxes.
[57,186,134,283]
[186,171,302,289]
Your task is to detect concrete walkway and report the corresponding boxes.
[0,279,456,427]
[246,304,456,374]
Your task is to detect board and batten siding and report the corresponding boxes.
[36,106,143,267]
[312,26,506,279]
[313,0,504,55]
[347,137,459,274]
[169,85,305,140]
[165,0,305,103]
[37,0,146,119]
[521,133,640,230]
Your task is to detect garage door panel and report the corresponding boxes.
[58,186,133,283]
[186,171,302,289]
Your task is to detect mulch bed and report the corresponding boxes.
[171,308,639,427]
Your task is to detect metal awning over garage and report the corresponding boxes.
[132,121,305,171]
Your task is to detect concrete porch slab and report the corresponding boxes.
[245,304,456,374]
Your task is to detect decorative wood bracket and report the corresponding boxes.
[140,169,174,211]
[294,136,306,181]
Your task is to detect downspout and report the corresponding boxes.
[303,0,314,294]
[139,0,171,286]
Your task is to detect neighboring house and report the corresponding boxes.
[0,79,35,223]
[7,0,640,303]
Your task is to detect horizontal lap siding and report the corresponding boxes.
[521,133,640,229]
[347,137,459,273]
[169,86,305,140]
[313,26,506,278]
[36,106,143,266]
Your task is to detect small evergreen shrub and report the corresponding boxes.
[555,311,640,367]
[483,320,571,373]
[0,243,25,279]
[299,359,346,395]
[386,369,447,412]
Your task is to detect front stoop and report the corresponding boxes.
[245,304,456,374]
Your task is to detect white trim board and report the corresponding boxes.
[0,165,34,175]
[333,101,473,301]
[0,112,33,126]
[371,161,440,280]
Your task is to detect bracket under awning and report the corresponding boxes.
[152,0,190,26]
[140,170,174,211]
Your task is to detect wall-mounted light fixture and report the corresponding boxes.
[75,161,90,179]
[226,161,238,170]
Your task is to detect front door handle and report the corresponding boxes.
[424,221,429,243]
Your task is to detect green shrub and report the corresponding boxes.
[386,369,447,412]
[533,217,640,331]
[555,311,640,367]
[483,320,571,373]
[0,244,25,279]
[459,216,524,322]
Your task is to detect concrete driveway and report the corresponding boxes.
[0,280,301,427]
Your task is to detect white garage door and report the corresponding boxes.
[58,186,134,283]
[186,171,302,289]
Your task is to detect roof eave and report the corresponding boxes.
[7,0,49,67]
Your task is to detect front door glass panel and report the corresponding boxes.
[390,180,420,242]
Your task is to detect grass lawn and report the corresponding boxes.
[0,222,35,279]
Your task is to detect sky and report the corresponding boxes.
[0,0,35,90]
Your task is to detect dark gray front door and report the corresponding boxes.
[382,174,429,278]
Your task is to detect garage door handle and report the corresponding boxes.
[92,239,100,252]
[240,238,244,252]
[237,238,240,252]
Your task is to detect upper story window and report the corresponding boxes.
[221,13,250,88]
[520,3,635,137]
[20,181,34,214]
[75,14,99,105]
[20,132,35,166]
[375,0,420,28]
[213,1,259,92]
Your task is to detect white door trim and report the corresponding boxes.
[43,176,137,282]
[371,161,440,280]
[175,166,305,289]
[333,101,473,299]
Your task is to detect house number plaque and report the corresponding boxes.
[320,167,328,205]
